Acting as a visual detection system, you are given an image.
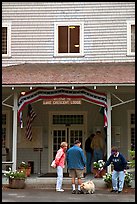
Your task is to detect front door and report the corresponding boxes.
[51,126,85,172]
[49,112,87,172]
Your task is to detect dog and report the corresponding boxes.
[80,180,95,194]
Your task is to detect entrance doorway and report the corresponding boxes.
[49,112,87,172]
[51,126,84,173]
[52,126,84,158]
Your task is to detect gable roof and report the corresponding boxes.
[2,62,135,86]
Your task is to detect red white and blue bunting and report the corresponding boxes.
[18,87,108,127]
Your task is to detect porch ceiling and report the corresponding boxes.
[2,62,135,86]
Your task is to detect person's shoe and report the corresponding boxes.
[110,189,118,193]
[118,191,122,194]
[72,190,76,194]
[56,189,64,192]
[77,190,84,194]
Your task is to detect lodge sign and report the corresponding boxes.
[43,98,81,105]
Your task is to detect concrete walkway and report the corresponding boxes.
[2,172,135,190]
[2,174,106,189]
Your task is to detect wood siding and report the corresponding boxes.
[2,2,135,66]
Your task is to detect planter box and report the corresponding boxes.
[93,168,106,178]
[9,178,25,189]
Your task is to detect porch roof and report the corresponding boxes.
[2,62,135,86]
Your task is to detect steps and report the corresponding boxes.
[25,176,106,189]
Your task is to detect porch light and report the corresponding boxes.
[115,86,118,89]
[94,86,96,90]
[21,91,26,95]
[68,26,75,29]
[30,87,32,90]
[72,86,74,89]
[74,45,79,48]
[54,86,56,89]
[11,87,14,90]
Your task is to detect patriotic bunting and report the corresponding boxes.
[18,87,108,127]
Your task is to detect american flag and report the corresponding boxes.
[99,107,108,127]
[25,104,36,141]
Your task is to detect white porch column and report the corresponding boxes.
[12,91,18,171]
[107,92,112,173]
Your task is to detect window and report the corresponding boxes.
[128,111,135,156]
[2,22,11,57]
[130,113,135,150]
[2,111,10,149]
[54,22,84,56]
[53,114,83,125]
[127,20,135,56]
[2,114,6,148]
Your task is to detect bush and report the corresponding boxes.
[128,150,135,168]
[4,167,26,180]
[93,160,105,170]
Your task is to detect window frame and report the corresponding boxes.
[127,110,135,159]
[127,20,135,56]
[54,22,84,57]
[2,22,11,58]
[2,111,10,149]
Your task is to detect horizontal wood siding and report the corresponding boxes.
[2,2,135,66]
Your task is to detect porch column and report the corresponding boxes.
[12,90,18,171]
[107,92,112,173]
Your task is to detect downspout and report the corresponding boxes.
[107,92,112,173]
[12,91,18,171]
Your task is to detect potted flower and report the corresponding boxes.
[18,161,31,177]
[102,172,112,188]
[124,172,133,187]
[92,160,106,178]
[103,172,133,188]
[4,167,26,189]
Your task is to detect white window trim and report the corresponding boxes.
[54,22,84,57]
[127,110,135,160]
[2,110,10,148]
[2,22,11,58]
[127,20,135,56]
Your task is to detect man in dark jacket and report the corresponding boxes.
[84,133,95,174]
[66,140,86,194]
[102,146,127,193]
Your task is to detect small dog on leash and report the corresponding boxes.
[80,180,95,194]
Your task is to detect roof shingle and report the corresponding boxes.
[2,62,135,85]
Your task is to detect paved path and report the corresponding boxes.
[2,188,135,202]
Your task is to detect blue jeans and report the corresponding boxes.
[112,170,125,191]
[56,166,63,190]
[93,149,103,162]
[86,152,92,174]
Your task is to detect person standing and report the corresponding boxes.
[54,141,68,192]
[84,133,95,175]
[66,140,86,194]
[101,146,127,193]
[91,130,106,163]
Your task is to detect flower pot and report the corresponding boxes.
[93,168,106,178]
[18,167,31,177]
[99,169,106,177]
[9,178,25,189]
[92,168,98,175]
[106,182,112,188]
[25,167,31,177]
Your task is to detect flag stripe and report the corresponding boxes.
[104,108,108,127]
[18,87,108,127]
[25,104,36,141]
